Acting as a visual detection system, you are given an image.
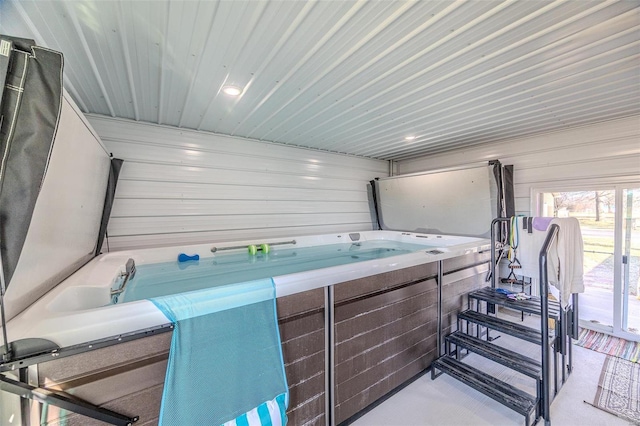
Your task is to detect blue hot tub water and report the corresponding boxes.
[116,240,436,304]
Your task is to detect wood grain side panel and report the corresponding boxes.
[278,290,326,426]
[334,263,437,303]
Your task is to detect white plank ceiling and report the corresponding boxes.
[1,0,639,160]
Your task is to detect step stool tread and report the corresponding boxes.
[458,310,546,345]
[446,331,542,378]
[469,287,561,319]
[433,356,538,416]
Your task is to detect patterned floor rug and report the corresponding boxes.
[576,328,640,363]
[593,356,640,424]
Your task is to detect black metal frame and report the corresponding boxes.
[539,223,559,426]
[488,218,577,425]
[0,374,139,426]
[1,323,172,373]
[490,217,511,289]
[432,216,579,426]
[0,323,172,424]
[437,260,443,357]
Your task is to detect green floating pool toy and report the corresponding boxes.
[248,244,270,255]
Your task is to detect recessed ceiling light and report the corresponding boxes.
[404,135,416,141]
[222,85,243,96]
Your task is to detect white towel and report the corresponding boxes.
[506,217,584,305]
[548,217,584,306]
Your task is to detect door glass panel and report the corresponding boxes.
[543,190,615,328]
[622,188,640,335]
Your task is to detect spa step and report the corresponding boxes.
[457,310,546,345]
[445,331,542,379]
[469,286,561,319]
[431,356,538,426]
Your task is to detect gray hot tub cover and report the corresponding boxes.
[0,36,63,289]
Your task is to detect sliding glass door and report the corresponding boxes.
[622,188,639,335]
[537,186,639,341]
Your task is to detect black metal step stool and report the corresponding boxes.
[431,219,570,426]
[446,331,542,380]
[457,309,550,345]
[431,356,538,426]
[467,286,572,393]
[469,286,561,320]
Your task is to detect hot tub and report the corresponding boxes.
[5,230,489,348]
[2,229,490,426]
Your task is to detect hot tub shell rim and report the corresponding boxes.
[3,230,490,348]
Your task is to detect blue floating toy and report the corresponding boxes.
[178,253,200,263]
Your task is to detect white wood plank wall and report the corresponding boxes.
[87,116,388,251]
[397,116,640,216]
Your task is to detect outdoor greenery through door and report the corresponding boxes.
[539,188,639,340]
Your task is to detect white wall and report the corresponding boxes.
[87,116,388,251]
[397,116,640,215]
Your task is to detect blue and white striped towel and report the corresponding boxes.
[223,393,288,426]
